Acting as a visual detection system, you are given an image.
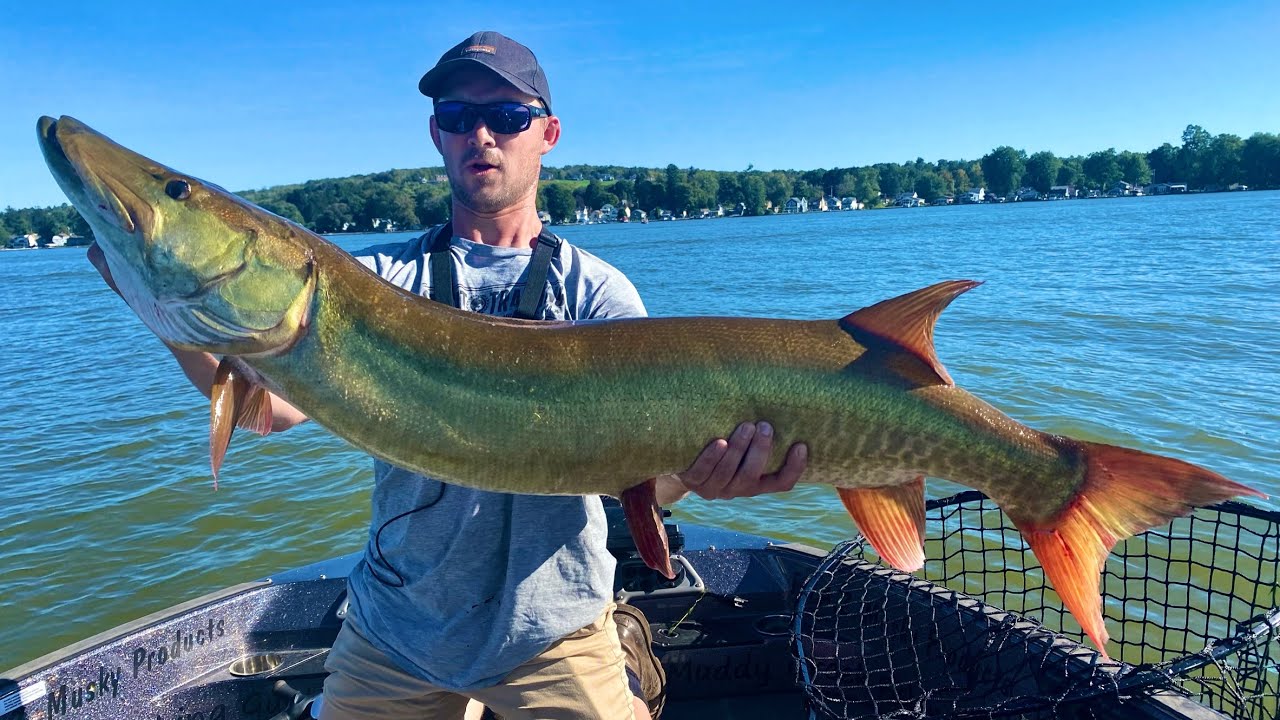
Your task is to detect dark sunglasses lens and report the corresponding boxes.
[435,102,474,133]
[486,104,532,133]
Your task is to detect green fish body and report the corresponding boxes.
[39,115,1262,659]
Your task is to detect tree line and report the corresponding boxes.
[5,124,1278,240]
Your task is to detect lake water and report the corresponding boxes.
[1,192,1277,670]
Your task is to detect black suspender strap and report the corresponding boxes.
[514,228,562,320]
[427,221,457,308]
[426,222,562,319]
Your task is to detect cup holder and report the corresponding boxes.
[228,653,283,677]
[754,614,792,637]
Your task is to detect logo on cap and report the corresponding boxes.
[463,44,496,55]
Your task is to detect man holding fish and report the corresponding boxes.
[87,30,807,719]
[52,23,1261,720]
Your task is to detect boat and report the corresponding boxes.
[3,494,1276,720]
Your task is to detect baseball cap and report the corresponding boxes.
[418,31,552,114]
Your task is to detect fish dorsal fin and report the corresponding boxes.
[841,280,982,386]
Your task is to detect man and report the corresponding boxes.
[90,30,807,720]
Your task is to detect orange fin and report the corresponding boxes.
[236,385,274,436]
[841,280,981,386]
[836,477,927,572]
[209,357,249,489]
[621,479,675,579]
[1005,439,1266,659]
[210,359,274,488]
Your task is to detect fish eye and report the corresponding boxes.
[165,179,191,200]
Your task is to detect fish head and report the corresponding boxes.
[37,115,315,356]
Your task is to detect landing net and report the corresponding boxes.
[793,491,1280,719]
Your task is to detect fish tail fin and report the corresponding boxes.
[1003,439,1264,658]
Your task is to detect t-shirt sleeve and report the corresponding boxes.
[348,244,383,275]
[586,271,647,320]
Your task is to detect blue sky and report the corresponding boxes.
[2,1,1277,209]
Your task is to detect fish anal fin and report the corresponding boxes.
[620,479,675,579]
[1005,438,1266,660]
[836,476,926,572]
[841,280,981,387]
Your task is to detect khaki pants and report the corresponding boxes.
[321,604,636,720]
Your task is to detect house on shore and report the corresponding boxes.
[962,188,986,204]
[784,197,808,214]
[1048,185,1076,199]
[8,233,38,249]
[895,192,924,207]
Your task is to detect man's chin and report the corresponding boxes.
[456,189,518,215]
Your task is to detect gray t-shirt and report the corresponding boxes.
[344,229,647,690]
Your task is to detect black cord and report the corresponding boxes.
[367,482,447,588]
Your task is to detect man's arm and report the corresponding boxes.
[87,243,309,432]
[658,421,807,505]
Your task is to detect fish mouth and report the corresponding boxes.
[38,116,140,234]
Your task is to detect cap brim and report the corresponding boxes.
[418,58,547,111]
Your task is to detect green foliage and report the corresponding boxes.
[854,168,881,205]
[763,173,791,209]
[1242,133,1280,188]
[610,179,635,203]
[1146,143,1179,183]
[580,179,617,210]
[740,174,767,216]
[688,170,719,210]
[261,199,306,224]
[417,192,450,226]
[1206,134,1243,188]
[1024,151,1062,193]
[1056,158,1083,187]
[876,164,905,197]
[1117,151,1152,185]
[3,206,35,235]
[1083,149,1122,189]
[913,172,945,202]
[34,205,74,237]
[980,146,1026,197]
[540,183,576,223]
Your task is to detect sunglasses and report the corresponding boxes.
[433,101,549,135]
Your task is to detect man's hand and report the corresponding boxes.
[665,422,807,503]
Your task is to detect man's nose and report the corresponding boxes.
[467,118,497,148]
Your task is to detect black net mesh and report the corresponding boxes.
[793,491,1280,719]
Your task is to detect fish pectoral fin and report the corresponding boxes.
[209,356,250,488]
[840,280,981,387]
[1002,438,1266,660]
[836,476,926,572]
[620,479,676,579]
[236,385,274,436]
[210,358,275,487]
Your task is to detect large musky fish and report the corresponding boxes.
[38,115,1262,659]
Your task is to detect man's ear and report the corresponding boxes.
[541,116,561,156]
[429,115,444,155]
